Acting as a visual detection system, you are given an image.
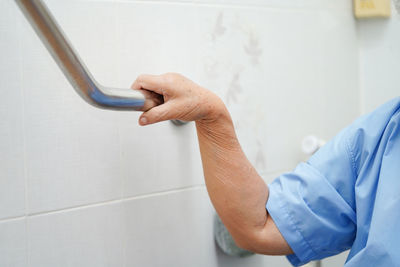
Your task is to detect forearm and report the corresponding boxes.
[132,73,291,254]
[195,104,272,252]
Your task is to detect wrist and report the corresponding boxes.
[198,91,229,123]
[196,96,239,150]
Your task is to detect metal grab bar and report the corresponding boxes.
[15,0,163,111]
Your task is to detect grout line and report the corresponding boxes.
[16,9,31,266]
[0,215,26,224]
[0,184,206,224]
[30,184,206,217]
[18,7,28,220]
[24,217,29,267]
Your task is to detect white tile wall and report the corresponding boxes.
[123,187,216,267]
[20,0,124,214]
[358,3,400,113]
[116,2,205,197]
[115,2,202,85]
[0,0,25,220]
[28,203,124,267]
[195,5,359,173]
[215,251,291,267]
[25,187,291,267]
[46,0,119,87]
[0,0,363,266]
[120,121,204,197]
[117,0,352,11]
[123,187,291,267]
[0,218,27,267]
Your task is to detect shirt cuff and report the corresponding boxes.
[266,181,317,266]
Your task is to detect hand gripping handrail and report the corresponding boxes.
[15,0,163,111]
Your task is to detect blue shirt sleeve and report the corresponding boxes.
[266,97,400,266]
[266,127,357,265]
[266,123,359,265]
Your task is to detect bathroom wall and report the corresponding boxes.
[358,1,400,113]
[0,0,359,266]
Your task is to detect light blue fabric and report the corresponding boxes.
[266,97,400,266]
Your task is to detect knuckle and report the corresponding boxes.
[136,74,145,84]
[163,72,184,85]
[163,72,176,84]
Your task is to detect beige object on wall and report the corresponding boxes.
[354,0,391,18]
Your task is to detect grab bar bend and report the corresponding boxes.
[15,0,163,111]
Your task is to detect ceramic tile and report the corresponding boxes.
[206,0,350,9]
[45,0,119,86]
[196,7,359,173]
[0,0,25,219]
[0,219,27,267]
[19,1,123,213]
[123,188,216,267]
[28,203,124,267]
[215,251,291,267]
[116,2,204,197]
[115,2,201,88]
[120,121,204,197]
[358,12,400,113]
[123,187,291,267]
[116,0,351,10]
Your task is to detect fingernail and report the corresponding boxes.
[140,117,148,125]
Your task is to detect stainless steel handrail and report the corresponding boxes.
[15,0,163,111]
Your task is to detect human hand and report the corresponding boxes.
[131,73,225,126]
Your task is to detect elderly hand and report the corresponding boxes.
[131,73,225,126]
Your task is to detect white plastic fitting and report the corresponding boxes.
[302,135,326,155]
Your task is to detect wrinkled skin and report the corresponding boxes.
[132,73,292,255]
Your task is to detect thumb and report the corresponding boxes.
[139,102,174,125]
